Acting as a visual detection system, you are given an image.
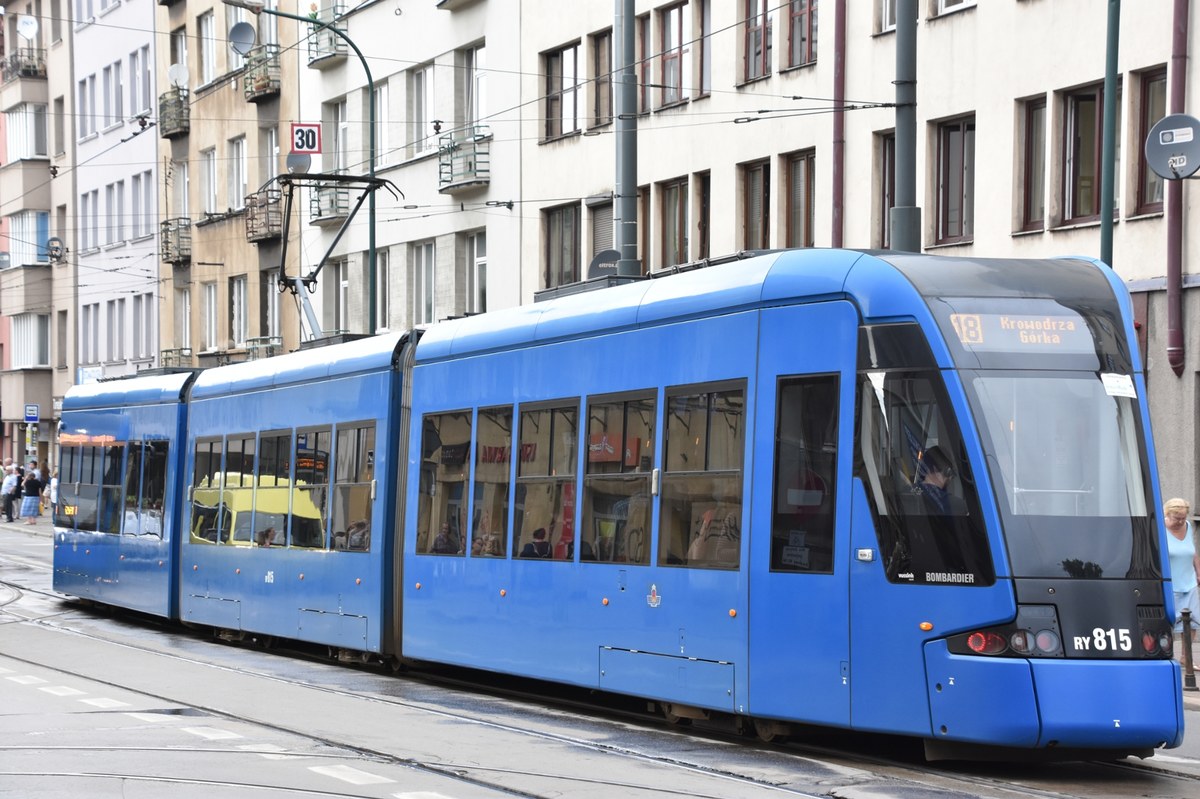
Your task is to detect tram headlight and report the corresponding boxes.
[1009,629,1033,655]
[1034,630,1061,655]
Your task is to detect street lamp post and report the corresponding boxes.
[223,0,377,335]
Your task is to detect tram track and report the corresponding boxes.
[3,550,1199,799]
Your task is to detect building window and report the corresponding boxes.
[466,231,487,314]
[411,241,436,325]
[201,148,217,214]
[788,0,817,68]
[375,249,390,331]
[936,116,975,244]
[410,66,434,156]
[198,11,216,84]
[1137,69,1167,215]
[106,299,125,361]
[53,96,65,155]
[57,310,68,368]
[328,99,349,172]
[661,177,688,267]
[697,171,711,259]
[202,282,218,351]
[698,0,712,95]
[80,189,99,251]
[636,14,650,113]
[743,159,770,249]
[77,76,96,138]
[177,288,192,350]
[465,45,486,127]
[80,304,100,364]
[373,80,390,167]
[879,0,896,33]
[786,150,815,248]
[331,259,350,332]
[260,125,279,184]
[591,29,613,127]
[937,0,974,13]
[261,270,280,338]
[229,276,248,348]
[9,211,49,268]
[1063,82,1120,224]
[5,103,49,159]
[101,61,123,128]
[878,132,895,248]
[545,204,581,288]
[131,170,153,238]
[13,313,50,368]
[590,201,613,262]
[132,293,153,359]
[258,0,279,46]
[229,136,248,210]
[170,160,189,219]
[544,43,580,139]
[227,6,247,70]
[127,45,151,115]
[105,180,124,245]
[660,4,688,106]
[1021,98,1046,231]
[744,0,772,82]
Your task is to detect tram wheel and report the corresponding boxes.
[753,718,790,743]
[661,704,692,726]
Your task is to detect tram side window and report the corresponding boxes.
[191,438,227,543]
[856,369,994,586]
[582,394,654,565]
[73,446,102,531]
[254,431,292,547]
[133,441,169,538]
[331,423,375,551]
[122,442,143,536]
[514,403,578,561]
[471,407,513,558]
[770,376,838,573]
[223,435,256,543]
[98,444,124,534]
[659,384,746,569]
[292,427,331,549]
[54,446,78,529]
[417,411,471,555]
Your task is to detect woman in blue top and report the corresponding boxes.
[1164,497,1200,651]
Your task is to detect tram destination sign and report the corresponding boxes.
[949,312,1093,354]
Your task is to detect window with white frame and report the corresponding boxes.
[229,136,248,209]
[262,270,281,338]
[880,0,896,32]
[411,241,435,324]
[170,160,189,219]
[410,66,435,155]
[106,299,125,361]
[132,293,154,359]
[80,189,100,251]
[198,11,216,84]
[77,76,97,138]
[375,249,390,331]
[229,275,248,348]
[200,148,217,214]
[466,45,486,127]
[105,180,124,245]
[259,0,279,46]
[8,211,49,267]
[543,43,579,139]
[5,103,48,159]
[466,231,486,314]
[228,6,248,69]
[261,125,279,183]
[374,80,390,166]
[331,259,350,332]
[786,150,815,247]
[137,170,153,237]
[937,0,974,14]
[176,288,192,350]
[328,99,349,172]
[659,4,690,106]
[80,303,100,364]
[202,282,219,351]
[12,314,50,368]
[101,61,123,128]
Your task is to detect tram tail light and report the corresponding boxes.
[967,631,1007,655]
[948,605,1065,659]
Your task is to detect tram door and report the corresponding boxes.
[746,302,856,726]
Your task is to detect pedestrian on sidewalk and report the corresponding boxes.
[19,470,43,525]
[1,466,18,523]
[1165,498,1200,654]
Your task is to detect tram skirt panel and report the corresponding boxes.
[924,640,1040,747]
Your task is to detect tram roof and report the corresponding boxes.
[64,370,197,410]
[190,330,407,399]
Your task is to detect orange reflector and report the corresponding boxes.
[500,589,507,597]
[192,564,197,571]
[355,578,361,585]
[602,597,609,606]
[729,609,737,618]
[299,573,304,580]
[235,568,240,574]
[919,621,934,631]
[415,582,422,590]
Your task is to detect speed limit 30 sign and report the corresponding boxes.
[291,123,322,154]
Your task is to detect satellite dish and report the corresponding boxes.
[1145,113,1200,181]
[167,63,190,88]
[286,153,312,174]
[16,14,38,41]
[229,21,258,57]
[587,249,621,279]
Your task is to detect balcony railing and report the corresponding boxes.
[158,87,190,138]
[1,48,47,83]
[310,184,350,225]
[160,347,194,367]
[160,217,192,266]
[243,44,281,102]
[246,336,283,360]
[438,126,492,193]
[307,4,348,68]
[245,188,283,241]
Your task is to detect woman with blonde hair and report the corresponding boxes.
[1164,497,1200,650]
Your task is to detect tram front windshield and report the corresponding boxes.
[965,371,1159,580]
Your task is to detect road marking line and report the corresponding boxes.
[39,686,87,697]
[79,697,131,708]
[0,666,13,674]
[181,726,244,740]
[126,712,174,723]
[393,793,456,799]
[309,765,395,785]
[6,675,48,685]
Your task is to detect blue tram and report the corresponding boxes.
[52,249,1184,758]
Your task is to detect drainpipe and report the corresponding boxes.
[831,0,846,247]
[1167,0,1189,375]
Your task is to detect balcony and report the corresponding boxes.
[159,348,194,367]
[1,48,47,84]
[307,4,348,68]
[243,44,281,102]
[245,188,283,241]
[160,217,192,266]
[246,336,283,360]
[310,184,349,226]
[158,87,190,139]
[438,126,492,194]
[0,263,52,317]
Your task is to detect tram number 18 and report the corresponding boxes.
[1074,628,1132,652]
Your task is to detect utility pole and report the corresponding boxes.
[1099,0,1120,267]
[890,0,921,253]
[614,0,640,276]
